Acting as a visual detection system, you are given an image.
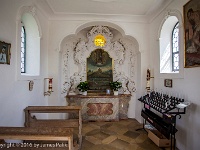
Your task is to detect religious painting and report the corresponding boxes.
[0,41,11,65]
[87,49,113,91]
[184,0,200,67]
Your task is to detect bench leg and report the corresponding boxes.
[68,137,73,150]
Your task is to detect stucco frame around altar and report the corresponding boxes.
[60,25,138,96]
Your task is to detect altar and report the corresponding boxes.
[66,94,131,122]
[62,26,136,121]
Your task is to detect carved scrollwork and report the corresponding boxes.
[62,81,70,94]
[61,40,79,94]
[61,25,137,95]
[69,73,82,93]
[87,25,113,51]
[74,40,87,64]
[87,25,113,40]
[115,72,136,94]
[113,41,125,65]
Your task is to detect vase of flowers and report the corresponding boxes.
[109,81,122,95]
[77,81,89,95]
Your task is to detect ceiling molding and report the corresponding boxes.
[34,0,173,23]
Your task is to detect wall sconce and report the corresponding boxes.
[44,78,53,96]
[146,69,154,93]
[29,80,34,91]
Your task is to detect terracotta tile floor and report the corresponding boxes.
[81,119,175,150]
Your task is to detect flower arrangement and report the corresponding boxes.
[77,81,89,92]
[109,81,122,91]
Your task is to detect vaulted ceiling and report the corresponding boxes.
[35,0,173,22]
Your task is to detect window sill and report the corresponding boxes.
[158,71,184,79]
[17,73,41,81]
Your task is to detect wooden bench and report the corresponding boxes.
[24,106,82,149]
[0,127,73,150]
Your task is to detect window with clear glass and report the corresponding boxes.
[160,16,179,73]
[20,13,40,76]
[21,25,26,73]
[172,22,179,72]
[17,8,41,80]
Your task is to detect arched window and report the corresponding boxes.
[160,16,179,73]
[172,22,179,72]
[21,24,26,73]
[17,11,41,80]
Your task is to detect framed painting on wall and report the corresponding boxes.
[184,0,200,68]
[0,41,11,65]
[87,49,113,91]
[164,79,172,88]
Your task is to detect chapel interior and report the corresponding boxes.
[0,0,200,150]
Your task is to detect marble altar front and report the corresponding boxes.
[66,94,131,121]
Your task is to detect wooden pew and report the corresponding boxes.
[0,127,73,150]
[24,106,82,149]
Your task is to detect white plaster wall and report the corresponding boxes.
[47,0,200,148]
[150,0,200,149]
[47,20,149,120]
[0,0,49,126]
[2,0,199,149]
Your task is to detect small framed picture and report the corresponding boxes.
[0,41,11,65]
[164,79,172,87]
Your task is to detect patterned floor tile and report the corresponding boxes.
[137,138,160,150]
[82,125,97,136]
[2,119,175,150]
[81,138,94,149]
[134,133,148,143]
[101,122,114,129]
[107,124,128,135]
[92,131,110,140]
[109,139,131,150]
[101,128,117,135]
[81,119,175,150]
[101,135,117,144]
[85,129,101,136]
[117,119,133,126]
[124,130,140,139]
[90,144,118,150]
[117,134,134,143]
[85,136,102,145]
[124,143,140,150]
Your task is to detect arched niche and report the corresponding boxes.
[60,24,139,96]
